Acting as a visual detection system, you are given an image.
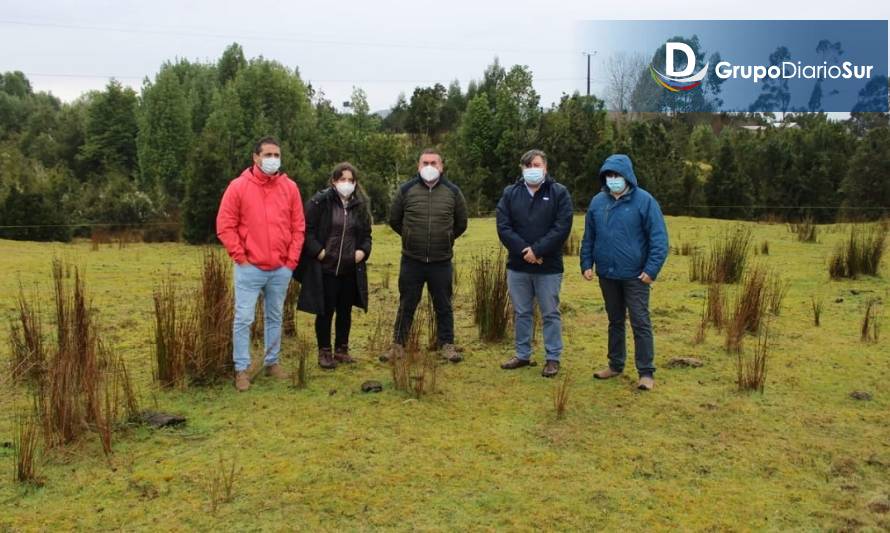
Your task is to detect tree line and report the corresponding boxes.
[0,42,888,243]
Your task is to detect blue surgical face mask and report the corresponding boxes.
[606,176,626,193]
[523,167,545,186]
[260,157,281,175]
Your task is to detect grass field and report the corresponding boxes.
[1,216,888,531]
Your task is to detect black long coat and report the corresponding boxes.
[295,188,372,314]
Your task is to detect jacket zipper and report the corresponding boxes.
[335,201,348,275]
[426,186,432,262]
[262,184,271,264]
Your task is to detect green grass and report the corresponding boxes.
[1,216,888,531]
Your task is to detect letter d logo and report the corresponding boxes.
[666,42,695,77]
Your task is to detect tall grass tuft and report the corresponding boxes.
[737,321,770,393]
[705,283,726,328]
[282,280,299,337]
[472,250,511,342]
[367,304,391,359]
[789,216,818,243]
[811,296,823,327]
[828,224,886,279]
[152,277,194,388]
[13,412,40,485]
[562,231,580,256]
[689,227,752,284]
[250,294,265,345]
[766,274,790,316]
[725,265,769,353]
[191,251,234,384]
[206,455,238,514]
[553,375,572,420]
[672,242,695,256]
[861,298,880,343]
[291,332,311,389]
[9,286,45,384]
[390,343,438,399]
[37,260,104,448]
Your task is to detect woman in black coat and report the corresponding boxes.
[296,162,372,369]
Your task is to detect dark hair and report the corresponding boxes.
[253,136,281,155]
[330,162,358,183]
[520,149,547,167]
[329,162,373,223]
[419,148,443,161]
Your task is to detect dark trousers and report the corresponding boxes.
[598,277,655,376]
[314,272,356,350]
[393,256,454,346]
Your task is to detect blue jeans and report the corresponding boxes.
[506,270,563,362]
[233,263,292,372]
[598,277,655,377]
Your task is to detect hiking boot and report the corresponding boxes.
[379,343,404,363]
[593,367,622,380]
[334,345,355,364]
[542,359,560,378]
[440,343,463,363]
[501,356,532,370]
[264,363,288,380]
[318,348,337,370]
[234,371,251,392]
[638,376,655,391]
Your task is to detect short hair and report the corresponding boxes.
[520,149,547,167]
[330,162,358,182]
[253,136,281,155]
[419,148,443,162]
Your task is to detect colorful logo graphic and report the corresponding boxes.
[650,42,709,92]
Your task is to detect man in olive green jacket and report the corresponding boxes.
[382,148,468,363]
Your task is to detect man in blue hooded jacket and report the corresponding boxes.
[496,149,573,378]
[580,154,668,391]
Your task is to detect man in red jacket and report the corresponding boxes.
[216,136,305,392]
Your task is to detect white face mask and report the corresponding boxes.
[522,167,545,186]
[419,165,440,182]
[260,157,281,175]
[335,182,356,198]
[606,176,626,193]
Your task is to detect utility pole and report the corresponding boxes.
[582,51,597,96]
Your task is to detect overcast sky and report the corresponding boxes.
[1,1,888,112]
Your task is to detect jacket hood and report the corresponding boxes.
[598,155,638,189]
[245,165,284,186]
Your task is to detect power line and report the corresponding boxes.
[1,205,887,230]
[0,19,581,56]
[18,71,606,84]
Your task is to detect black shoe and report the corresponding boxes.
[541,360,560,378]
[500,356,532,370]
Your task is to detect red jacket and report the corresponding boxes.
[216,165,305,271]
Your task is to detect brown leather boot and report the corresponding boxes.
[234,371,250,392]
[318,348,337,370]
[638,376,655,391]
[440,343,463,363]
[501,356,532,370]
[593,367,622,380]
[264,363,288,380]
[334,345,355,364]
[541,360,560,378]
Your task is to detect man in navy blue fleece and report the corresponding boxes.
[496,149,573,378]
[580,154,668,391]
